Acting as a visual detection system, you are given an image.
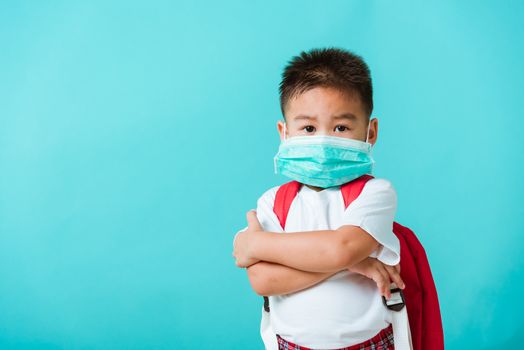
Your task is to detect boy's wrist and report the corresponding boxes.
[250,230,274,261]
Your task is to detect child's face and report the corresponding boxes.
[277,86,377,145]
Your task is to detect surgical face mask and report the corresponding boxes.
[273,121,375,188]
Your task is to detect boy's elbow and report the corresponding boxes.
[333,245,355,271]
[335,226,380,269]
[331,228,354,269]
[247,263,272,296]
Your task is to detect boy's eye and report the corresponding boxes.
[335,125,350,132]
[303,125,316,133]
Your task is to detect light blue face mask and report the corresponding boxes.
[273,121,375,188]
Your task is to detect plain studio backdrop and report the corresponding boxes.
[0,1,522,349]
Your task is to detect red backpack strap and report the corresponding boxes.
[273,180,303,231]
[340,174,375,208]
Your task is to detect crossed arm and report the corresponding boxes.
[246,225,380,296]
[248,261,340,296]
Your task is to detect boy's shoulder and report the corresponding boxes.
[358,177,398,205]
[364,177,396,190]
[257,184,281,204]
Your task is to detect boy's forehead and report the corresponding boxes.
[285,86,367,123]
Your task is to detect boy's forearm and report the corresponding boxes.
[247,261,341,296]
[251,226,377,273]
[251,229,346,272]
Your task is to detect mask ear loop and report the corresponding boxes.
[365,118,375,174]
[274,120,286,174]
[365,119,371,144]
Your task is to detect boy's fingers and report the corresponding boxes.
[379,264,393,299]
[374,264,391,299]
[246,210,263,230]
[385,264,405,289]
[371,272,385,297]
[394,263,401,274]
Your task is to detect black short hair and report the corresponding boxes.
[279,47,373,120]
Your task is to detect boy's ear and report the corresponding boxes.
[276,120,285,141]
[368,117,378,146]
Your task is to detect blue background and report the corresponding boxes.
[1,1,522,349]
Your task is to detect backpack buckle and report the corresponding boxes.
[382,284,405,312]
[263,296,270,312]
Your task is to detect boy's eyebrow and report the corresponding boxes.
[293,115,317,121]
[293,113,358,121]
[332,113,358,121]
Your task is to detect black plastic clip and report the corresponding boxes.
[263,296,270,312]
[382,285,405,312]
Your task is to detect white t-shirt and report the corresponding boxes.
[236,177,400,348]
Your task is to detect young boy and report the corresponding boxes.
[232,47,406,350]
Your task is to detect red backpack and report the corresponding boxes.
[262,174,444,350]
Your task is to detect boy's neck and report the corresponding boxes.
[305,184,325,192]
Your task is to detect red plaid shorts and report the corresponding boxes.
[276,323,394,350]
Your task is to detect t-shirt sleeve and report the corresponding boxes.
[233,186,284,248]
[338,178,400,266]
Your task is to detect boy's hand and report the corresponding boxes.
[347,257,405,300]
[233,210,263,268]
